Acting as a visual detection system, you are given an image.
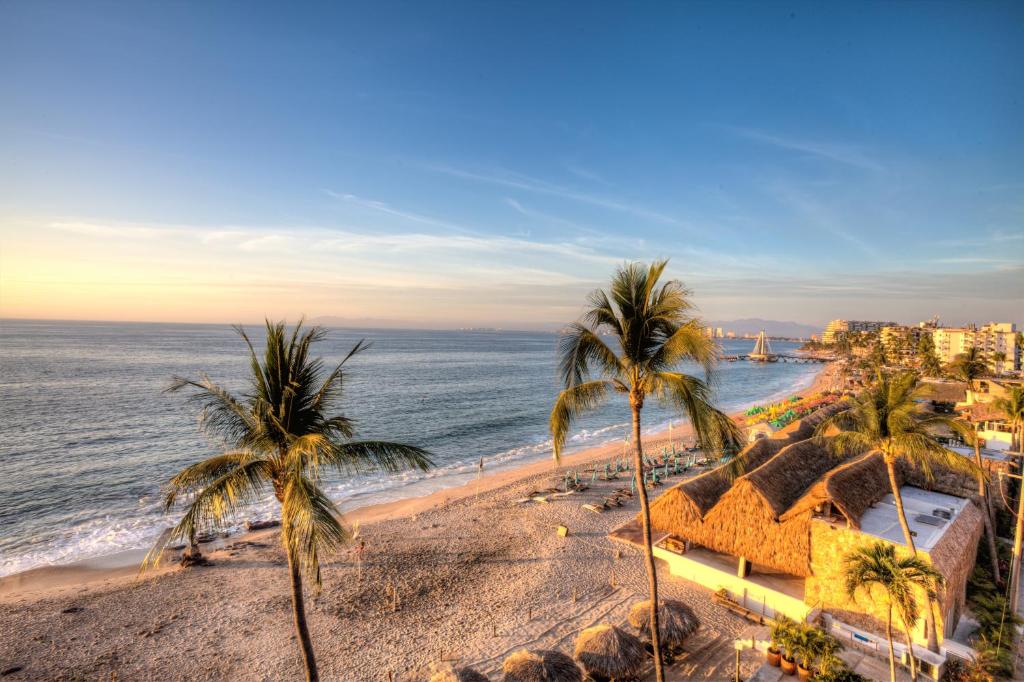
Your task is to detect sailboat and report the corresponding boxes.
[749,329,777,362]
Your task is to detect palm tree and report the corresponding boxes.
[818,372,985,649]
[550,260,740,682]
[948,347,989,401]
[948,348,1002,581]
[990,351,1007,375]
[144,321,433,681]
[993,386,1024,453]
[844,542,944,682]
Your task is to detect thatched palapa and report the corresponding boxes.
[647,435,787,534]
[627,599,699,648]
[430,661,490,682]
[573,624,646,681]
[502,649,581,682]
[780,451,893,529]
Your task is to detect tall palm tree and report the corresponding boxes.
[550,260,740,682]
[993,386,1024,453]
[844,542,944,682]
[990,351,1007,375]
[144,321,433,681]
[948,348,1001,579]
[818,372,984,649]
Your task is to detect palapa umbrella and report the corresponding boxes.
[502,649,581,682]
[429,660,490,682]
[627,599,700,649]
[573,624,646,681]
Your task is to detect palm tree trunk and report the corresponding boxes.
[975,430,1003,584]
[886,605,896,682]
[286,544,319,682]
[631,400,665,682]
[902,621,918,681]
[885,457,940,652]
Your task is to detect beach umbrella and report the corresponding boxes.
[502,649,581,682]
[627,599,700,649]
[573,624,646,681]
[430,661,490,682]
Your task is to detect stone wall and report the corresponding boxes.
[803,508,981,645]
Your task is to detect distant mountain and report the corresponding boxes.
[706,318,821,338]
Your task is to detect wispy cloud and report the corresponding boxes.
[935,230,1024,247]
[720,125,885,173]
[420,163,692,229]
[763,182,881,259]
[323,190,477,235]
[564,163,610,186]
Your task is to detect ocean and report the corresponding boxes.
[0,320,821,576]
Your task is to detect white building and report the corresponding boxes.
[822,319,896,344]
[933,322,1019,374]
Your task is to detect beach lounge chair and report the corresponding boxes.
[582,503,606,514]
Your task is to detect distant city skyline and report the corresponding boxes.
[1,2,1022,328]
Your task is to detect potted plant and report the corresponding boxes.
[779,620,799,676]
[767,616,792,667]
[792,626,830,681]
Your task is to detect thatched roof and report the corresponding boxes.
[430,661,490,682]
[919,381,967,404]
[927,501,985,614]
[781,451,893,528]
[737,437,850,519]
[777,399,849,440]
[627,600,700,648]
[573,624,646,681]
[502,649,581,682]
[961,402,1007,423]
[669,436,787,516]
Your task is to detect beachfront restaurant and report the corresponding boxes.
[637,426,985,679]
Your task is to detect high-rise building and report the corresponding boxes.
[933,323,1019,373]
[822,319,896,344]
[715,327,724,339]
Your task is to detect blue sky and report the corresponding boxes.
[1,1,1021,329]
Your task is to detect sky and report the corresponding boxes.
[1,1,1022,331]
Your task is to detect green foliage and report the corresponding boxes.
[817,371,982,483]
[769,615,798,657]
[948,348,989,387]
[146,320,434,582]
[843,542,944,634]
[916,334,943,377]
[817,666,869,682]
[549,260,741,460]
[965,538,1020,679]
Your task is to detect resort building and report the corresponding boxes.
[822,319,896,345]
[880,324,932,365]
[932,322,1020,374]
[626,402,989,678]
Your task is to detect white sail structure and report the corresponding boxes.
[749,329,775,361]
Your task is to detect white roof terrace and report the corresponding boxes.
[857,486,970,552]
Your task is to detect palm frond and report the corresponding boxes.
[307,439,434,476]
[557,323,623,387]
[650,372,742,456]
[650,320,718,379]
[143,457,273,570]
[550,380,617,461]
[281,474,350,586]
[166,374,258,447]
[162,451,263,510]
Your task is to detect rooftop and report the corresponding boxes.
[856,486,969,551]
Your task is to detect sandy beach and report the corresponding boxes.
[0,363,839,681]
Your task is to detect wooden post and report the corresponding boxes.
[737,556,752,578]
